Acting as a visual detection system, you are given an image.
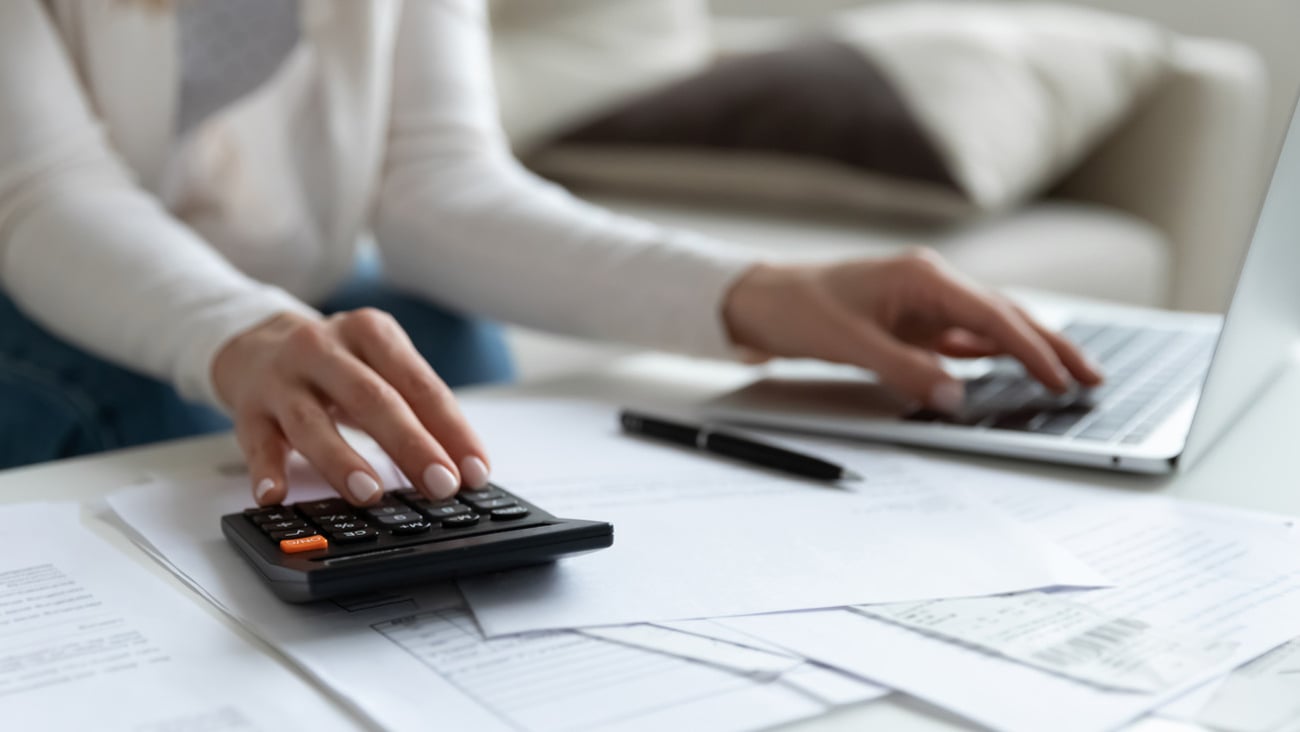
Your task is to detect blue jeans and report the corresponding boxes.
[0,268,514,470]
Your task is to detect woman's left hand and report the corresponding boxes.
[721,250,1104,414]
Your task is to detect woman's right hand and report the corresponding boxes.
[212,309,491,507]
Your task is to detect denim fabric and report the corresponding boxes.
[0,266,514,470]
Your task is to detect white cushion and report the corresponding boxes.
[836,2,1172,210]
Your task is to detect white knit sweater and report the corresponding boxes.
[0,0,751,407]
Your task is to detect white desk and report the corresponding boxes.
[4,351,1298,732]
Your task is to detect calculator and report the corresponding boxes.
[221,484,613,602]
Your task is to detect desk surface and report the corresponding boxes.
[4,351,1297,732]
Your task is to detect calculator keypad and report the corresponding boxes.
[244,484,534,554]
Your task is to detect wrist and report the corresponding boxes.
[722,262,805,355]
[212,311,317,409]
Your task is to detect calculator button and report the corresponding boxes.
[489,505,530,521]
[319,517,366,530]
[463,497,517,511]
[365,505,408,518]
[419,503,473,518]
[330,528,379,543]
[375,512,424,526]
[250,510,296,525]
[460,488,504,500]
[280,535,328,553]
[415,497,462,509]
[296,498,349,516]
[440,513,481,528]
[390,520,434,535]
[270,528,318,541]
[262,520,308,532]
[312,513,357,524]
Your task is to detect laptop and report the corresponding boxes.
[703,94,1300,474]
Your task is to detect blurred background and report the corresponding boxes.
[484,0,1300,379]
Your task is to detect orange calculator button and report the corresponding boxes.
[280,535,328,553]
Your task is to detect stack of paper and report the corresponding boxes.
[0,503,354,731]
[102,399,1300,732]
[104,428,888,732]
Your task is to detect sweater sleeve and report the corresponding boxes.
[0,1,317,408]
[372,0,756,359]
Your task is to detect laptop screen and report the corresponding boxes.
[1182,92,1300,467]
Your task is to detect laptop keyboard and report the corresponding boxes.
[907,321,1218,444]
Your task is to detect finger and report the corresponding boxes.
[236,414,290,506]
[823,311,965,413]
[1013,307,1105,386]
[338,309,492,489]
[308,345,462,501]
[933,329,1004,359]
[274,390,386,506]
[927,280,1072,392]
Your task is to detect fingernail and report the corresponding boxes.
[930,381,964,414]
[346,471,382,504]
[423,464,459,500]
[459,456,490,489]
[255,478,277,504]
[1085,356,1105,379]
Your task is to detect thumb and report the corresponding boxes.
[850,326,965,414]
[236,416,291,506]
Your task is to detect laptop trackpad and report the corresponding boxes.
[710,378,915,420]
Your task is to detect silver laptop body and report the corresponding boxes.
[704,94,1300,475]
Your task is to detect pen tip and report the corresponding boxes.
[840,469,864,482]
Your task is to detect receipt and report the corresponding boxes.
[856,592,1234,693]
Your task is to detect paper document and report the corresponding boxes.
[0,503,353,731]
[857,592,1230,692]
[373,604,885,732]
[452,400,1105,636]
[580,624,804,677]
[106,459,886,732]
[582,622,885,704]
[1189,638,1300,732]
[722,464,1300,732]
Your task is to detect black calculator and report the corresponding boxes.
[221,484,613,602]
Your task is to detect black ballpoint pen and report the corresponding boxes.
[618,409,863,483]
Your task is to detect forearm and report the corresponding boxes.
[1,151,315,406]
[375,153,753,357]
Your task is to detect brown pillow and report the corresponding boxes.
[530,38,972,220]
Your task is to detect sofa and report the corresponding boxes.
[487,0,1271,380]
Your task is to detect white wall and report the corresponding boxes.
[712,0,1300,149]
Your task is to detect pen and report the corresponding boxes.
[618,409,863,483]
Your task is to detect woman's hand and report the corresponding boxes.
[722,250,1104,413]
[213,309,490,507]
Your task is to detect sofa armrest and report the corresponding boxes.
[1054,38,1270,313]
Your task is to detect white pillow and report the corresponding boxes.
[837,2,1173,211]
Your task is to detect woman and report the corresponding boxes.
[0,0,1100,506]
